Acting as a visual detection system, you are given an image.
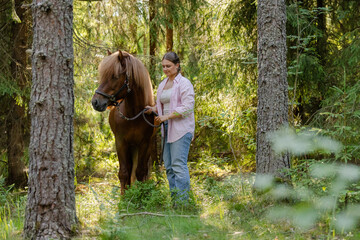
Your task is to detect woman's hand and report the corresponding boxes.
[155,115,168,123]
[145,106,156,114]
[155,112,181,123]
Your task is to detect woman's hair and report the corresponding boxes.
[162,51,181,73]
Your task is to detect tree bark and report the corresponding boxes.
[165,0,173,52]
[6,0,31,188]
[256,0,290,177]
[24,0,77,239]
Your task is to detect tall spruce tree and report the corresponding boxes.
[256,0,290,176]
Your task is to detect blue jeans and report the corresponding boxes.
[163,122,192,202]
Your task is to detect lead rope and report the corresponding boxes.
[116,105,162,128]
[115,105,165,165]
[116,107,144,121]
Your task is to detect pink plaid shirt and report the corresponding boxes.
[156,73,195,143]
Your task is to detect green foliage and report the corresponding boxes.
[118,180,170,211]
[268,127,342,156]
[71,0,260,176]
[99,213,229,240]
[222,0,257,43]
[2,0,360,238]
[0,176,12,206]
[286,1,328,123]
[0,201,24,240]
[254,127,360,236]
[0,176,26,240]
[311,80,360,163]
[188,0,259,170]
[72,160,360,239]
[261,162,360,235]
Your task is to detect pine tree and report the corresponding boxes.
[24,0,77,238]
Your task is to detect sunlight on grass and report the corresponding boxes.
[75,177,119,238]
[2,154,360,239]
[2,168,359,239]
[93,169,308,240]
[0,197,25,240]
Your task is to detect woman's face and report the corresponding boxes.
[162,59,179,79]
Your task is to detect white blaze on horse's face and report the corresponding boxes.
[162,59,179,80]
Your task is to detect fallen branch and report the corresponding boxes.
[118,212,197,219]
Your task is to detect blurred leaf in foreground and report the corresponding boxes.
[268,127,342,155]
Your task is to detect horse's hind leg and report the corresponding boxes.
[116,139,132,194]
[130,148,138,184]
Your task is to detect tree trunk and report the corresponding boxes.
[129,1,138,53]
[149,0,157,85]
[256,0,290,177]
[316,0,327,65]
[6,104,29,187]
[6,0,31,188]
[149,0,160,167]
[165,0,173,52]
[24,0,77,239]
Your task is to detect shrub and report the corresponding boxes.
[119,180,170,211]
[0,175,13,206]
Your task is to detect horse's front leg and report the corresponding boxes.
[115,138,131,194]
[136,140,152,182]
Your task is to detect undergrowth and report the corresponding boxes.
[2,157,360,239]
[0,176,26,240]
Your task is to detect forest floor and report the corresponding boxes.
[2,164,360,239]
[73,170,278,240]
[71,165,358,240]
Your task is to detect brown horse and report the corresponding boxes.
[91,50,155,194]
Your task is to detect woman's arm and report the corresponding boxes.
[173,79,195,118]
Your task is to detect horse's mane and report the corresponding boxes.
[98,51,154,106]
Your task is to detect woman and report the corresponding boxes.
[146,52,195,202]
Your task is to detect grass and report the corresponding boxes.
[0,194,26,240]
[2,163,360,239]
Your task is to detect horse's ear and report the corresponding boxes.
[107,50,112,56]
[118,50,124,62]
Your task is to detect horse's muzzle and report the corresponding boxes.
[91,98,108,112]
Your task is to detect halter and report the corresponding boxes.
[95,74,131,106]
[95,73,160,128]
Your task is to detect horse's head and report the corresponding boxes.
[91,50,131,112]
